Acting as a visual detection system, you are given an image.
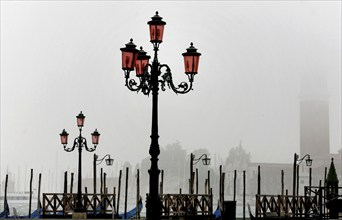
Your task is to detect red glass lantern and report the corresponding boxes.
[135,47,151,76]
[182,42,201,75]
[91,129,100,145]
[147,11,166,43]
[76,111,85,128]
[120,39,139,71]
[60,129,69,145]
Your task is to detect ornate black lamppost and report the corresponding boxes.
[190,153,211,194]
[120,12,201,219]
[292,153,312,196]
[60,111,100,212]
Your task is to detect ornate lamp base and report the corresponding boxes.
[146,194,162,220]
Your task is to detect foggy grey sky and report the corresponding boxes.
[1,1,341,182]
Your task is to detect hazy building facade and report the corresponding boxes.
[299,73,330,158]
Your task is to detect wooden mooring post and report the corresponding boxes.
[124,167,129,219]
[29,169,33,218]
[70,173,74,193]
[296,165,299,195]
[136,169,140,219]
[104,172,107,194]
[63,171,68,194]
[208,170,211,195]
[160,169,164,195]
[116,170,122,215]
[37,173,42,209]
[196,168,199,194]
[234,170,237,201]
[219,165,222,207]
[113,187,116,216]
[100,168,103,194]
[257,166,261,195]
[243,170,246,220]
[281,170,284,196]
[221,172,225,206]
[4,174,8,217]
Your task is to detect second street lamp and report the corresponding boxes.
[93,154,114,194]
[120,12,201,219]
[60,111,100,213]
[190,153,211,194]
[292,153,312,197]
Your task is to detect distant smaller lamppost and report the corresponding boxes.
[190,153,211,194]
[60,111,100,212]
[93,154,114,194]
[292,153,312,196]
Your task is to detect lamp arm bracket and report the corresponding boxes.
[297,154,310,164]
[125,76,142,92]
[158,64,170,91]
[96,154,111,165]
[158,64,170,73]
[140,64,153,95]
[169,77,193,95]
[192,154,208,164]
[158,64,192,94]
[63,138,78,152]
[124,64,153,95]
[158,64,194,94]
[193,159,201,165]
[64,145,76,152]
[83,137,96,152]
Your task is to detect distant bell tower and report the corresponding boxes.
[300,73,330,157]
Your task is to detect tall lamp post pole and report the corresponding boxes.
[292,153,312,197]
[60,111,100,212]
[120,12,201,219]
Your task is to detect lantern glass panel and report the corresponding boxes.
[306,158,312,166]
[202,157,211,166]
[135,59,149,76]
[122,51,137,70]
[135,60,143,76]
[92,135,99,145]
[60,135,68,145]
[149,25,164,42]
[91,129,100,145]
[76,112,85,127]
[77,117,84,127]
[60,130,69,145]
[184,55,200,74]
[105,158,114,166]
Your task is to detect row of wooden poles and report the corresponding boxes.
[261,165,330,196]
[188,163,247,218]
[3,164,330,219]
[214,164,330,219]
[63,167,141,218]
[3,169,42,218]
[2,167,142,218]
[195,165,306,220]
